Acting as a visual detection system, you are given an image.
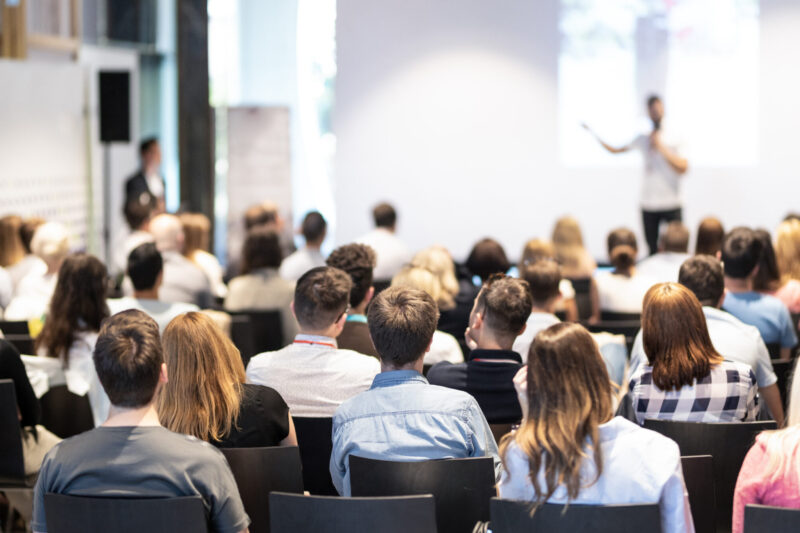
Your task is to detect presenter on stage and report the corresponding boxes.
[583,95,688,256]
[125,137,166,214]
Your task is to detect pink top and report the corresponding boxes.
[773,279,800,314]
[733,432,800,533]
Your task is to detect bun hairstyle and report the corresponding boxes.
[607,228,637,271]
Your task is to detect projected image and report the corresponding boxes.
[559,0,759,167]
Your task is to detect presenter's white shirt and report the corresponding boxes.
[631,129,685,211]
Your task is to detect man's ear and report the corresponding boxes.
[365,286,375,306]
[290,300,296,319]
[336,309,348,328]
[517,323,527,337]
[472,311,484,331]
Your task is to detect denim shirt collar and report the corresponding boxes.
[370,370,428,389]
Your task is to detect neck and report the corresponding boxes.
[381,358,424,374]
[725,276,753,293]
[103,403,161,428]
[352,300,369,316]
[530,304,555,315]
[614,266,635,276]
[475,330,512,351]
[133,288,158,300]
[306,242,322,251]
[299,326,339,339]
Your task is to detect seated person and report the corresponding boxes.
[112,199,154,280]
[108,243,198,333]
[774,218,800,313]
[629,283,758,424]
[427,274,531,423]
[721,227,797,359]
[636,222,691,282]
[512,260,563,360]
[518,238,578,321]
[246,267,380,417]
[329,286,501,496]
[157,312,296,448]
[325,243,379,358]
[551,217,601,321]
[499,322,693,533]
[179,213,227,299]
[695,217,724,256]
[280,211,328,281]
[1,214,46,290]
[31,310,249,533]
[356,203,411,282]
[594,228,656,314]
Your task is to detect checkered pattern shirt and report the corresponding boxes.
[629,360,759,425]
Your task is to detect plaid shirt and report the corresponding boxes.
[629,360,759,424]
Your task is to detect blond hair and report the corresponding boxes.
[776,219,800,283]
[0,215,25,267]
[551,216,593,274]
[519,238,555,269]
[179,212,211,258]
[411,246,458,310]
[391,266,447,308]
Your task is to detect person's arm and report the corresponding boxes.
[651,131,689,174]
[759,384,784,427]
[745,370,760,421]
[732,442,767,533]
[279,414,298,447]
[659,457,696,533]
[466,399,503,482]
[328,417,348,496]
[582,123,632,154]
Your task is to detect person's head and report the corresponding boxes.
[157,312,245,442]
[551,216,588,270]
[659,221,689,253]
[123,200,153,232]
[19,217,45,254]
[466,238,511,283]
[94,309,165,409]
[293,266,352,334]
[519,238,555,270]
[678,255,724,308]
[241,227,283,274]
[301,211,327,247]
[31,222,71,272]
[642,283,723,391]
[606,228,638,272]
[776,219,800,283]
[784,213,800,224]
[410,246,458,311]
[149,214,184,253]
[752,229,781,292]
[0,215,25,267]
[470,274,532,349]
[178,212,211,259]
[367,286,439,370]
[721,227,763,280]
[128,242,163,293]
[500,322,613,507]
[37,253,110,366]
[139,137,161,169]
[372,202,397,230]
[521,260,561,310]
[695,217,724,256]
[391,266,450,314]
[647,94,664,127]
[243,203,278,231]
[326,243,376,310]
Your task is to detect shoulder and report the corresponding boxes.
[718,360,757,382]
[427,361,466,383]
[335,349,381,371]
[242,382,287,407]
[425,383,482,411]
[246,347,287,370]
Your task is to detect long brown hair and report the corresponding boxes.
[776,219,800,283]
[0,215,25,267]
[179,212,211,258]
[157,312,245,442]
[500,323,614,508]
[642,283,723,391]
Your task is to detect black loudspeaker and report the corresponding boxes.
[98,71,131,143]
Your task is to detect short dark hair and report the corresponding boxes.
[661,222,689,253]
[647,94,661,107]
[373,203,397,228]
[93,309,163,408]
[607,228,638,270]
[128,242,163,291]
[678,255,724,307]
[123,199,153,230]
[466,238,511,282]
[368,286,439,367]
[244,204,277,230]
[474,274,532,343]
[695,217,724,256]
[521,260,561,306]
[326,244,376,308]
[753,228,781,292]
[139,137,159,156]
[294,267,352,330]
[302,211,327,243]
[241,227,283,274]
[721,227,763,279]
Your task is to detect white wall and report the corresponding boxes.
[335,0,800,261]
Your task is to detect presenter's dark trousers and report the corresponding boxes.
[642,207,682,256]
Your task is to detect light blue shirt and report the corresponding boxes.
[329,370,502,496]
[630,306,778,388]
[722,291,797,348]
[499,417,694,533]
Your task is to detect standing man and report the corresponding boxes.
[125,137,166,214]
[584,95,689,256]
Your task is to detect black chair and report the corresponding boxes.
[585,321,640,353]
[744,504,800,533]
[600,311,641,322]
[44,494,208,533]
[681,455,715,533]
[292,417,337,495]
[0,321,29,335]
[229,310,283,366]
[350,456,495,533]
[3,334,34,355]
[39,385,95,438]
[568,277,594,321]
[0,380,26,487]
[489,498,661,533]
[644,419,777,532]
[269,492,437,533]
[230,314,256,367]
[220,446,304,533]
[772,359,794,407]
[766,342,781,360]
[372,280,392,296]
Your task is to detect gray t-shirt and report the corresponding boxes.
[31,426,249,533]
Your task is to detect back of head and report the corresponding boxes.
[695,217,724,256]
[241,227,283,274]
[31,222,71,265]
[410,246,458,310]
[149,214,183,253]
[244,203,278,231]
[551,216,588,269]
[301,211,327,244]
[466,238,511,282]
[157,312,245,441]
[372,202,397,229]
[474,274,533,343]
[0,215,25,267]
[678,255,724,307]
[391,266,445,308]
[519,238,555,269]
[128,242,163,291]
[178,212,211,256]
[642,283,722,391]
[660,221,689,253]
[776,219,800,282]
[367,286,439,368]
[326,243,376,308]
[19,217,45,254]
[606,228,638,271]
[294,266,352,330]
[721,227,763,279]
[521,260,561,307]
[124,200,153,231]
[752,228,780,292]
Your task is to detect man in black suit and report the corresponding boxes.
[125,137,165,213]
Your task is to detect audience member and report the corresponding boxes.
[125,137,165,213]
[157,312,296,448]
[0,263,11,318]
[721,227,797,359]
[179,212,227,299]
[498,322,693,533]
[629,283,759,424]
[752,229,782,293]
[466,237,511,283]
[30,310,250,533]
[325,243,379,357]
[224,227,298,342]
[512,260,562,360]
[636,221,691,282]
[108,243,198,332]
[113,199,154,279]
[594,228,656,314]
[0,214,38,288]
[551,216,597,278]
[775,218,800,313]
[246,267,380,417]
[695,217,725,256]
[519,238,578,321]
[280,210,328,281]
[428,274,530,423]
[330,286,501,496]
[356,202,412,281]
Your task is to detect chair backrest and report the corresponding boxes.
[220,446,304,533]
[349,456,495,533]
[0,379,26,486]
[600,311,642,322]
[489,498,662,533]
[771,359,794,409]
[230,314,256,367]
[39,385,95,438]
[643,419,777,531]
[4,334,35,355]
[680,455,715,533]
[567,277,594,321]
[744,504,800,533]
[44,494,208,533]
[229,310,283,366]
[292,417,337,495]
[269,492,437,533]
[0,320,30,335]
[766,342,781,359]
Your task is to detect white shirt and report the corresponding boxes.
[636,252,691,283]
[424,330,464,365]
[7,254,47,290]
[108,297,199,333]
[356,228,412,281]
[145,171,164,199]
[595,271,657,314]
[279,247,326,281]
[631,129,685,211]
[0,266,12,312]
[191,250,228,299]
[245,334,381,417]
[4,272,58,321]
[512,312,561,363]
[112,230,154,278]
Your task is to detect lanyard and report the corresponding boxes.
[294,339,336,349]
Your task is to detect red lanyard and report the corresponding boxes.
[294,339,336,348]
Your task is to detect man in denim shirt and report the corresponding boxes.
[329,287,502,496]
